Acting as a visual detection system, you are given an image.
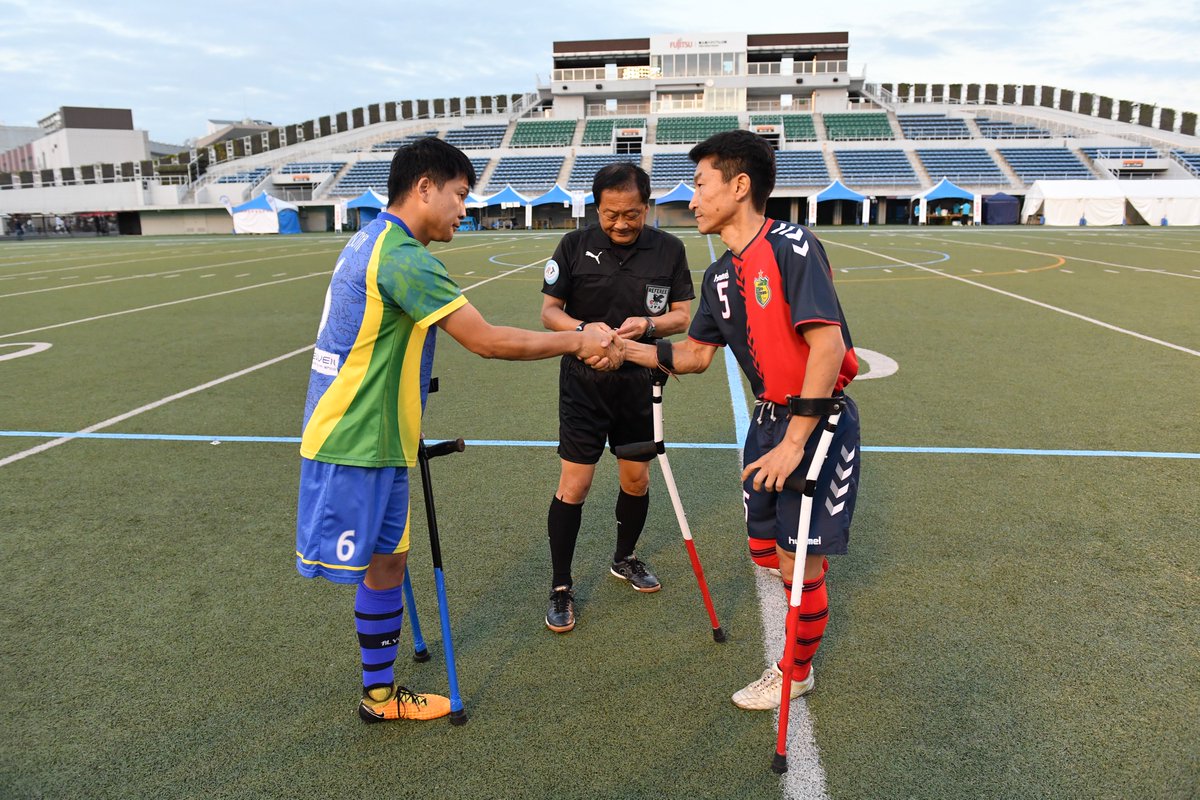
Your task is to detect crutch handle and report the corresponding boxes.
[424,438,466,459]
[613,440,658,459]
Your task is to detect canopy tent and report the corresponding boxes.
[483,185,531,206]
[229,193,300,234]
[809,180,868,226]
[530,184,575,207]
[655,181,695,204]
[913,177,977,225]
[345,189,387,225]
[465,191,489,209]
[1122,181,1200,226]
[982,193,1020,225]
[1024,180,1200,226]
[1021,181,1126,226]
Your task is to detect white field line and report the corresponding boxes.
[0,241,312,279]
[0,250,330,299]
[0,272,330,339]
[923,236,1200,280]
[704,233,829,800]
[824,239,1200,358]
[0,253,544,468]
[0,347,313,469]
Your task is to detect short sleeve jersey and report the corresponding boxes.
[541,224,693,332]
[300,212,466,467]
[688,219,858,404]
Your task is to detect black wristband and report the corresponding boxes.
[785,395,844,417]
[575,322,585,332]
[655,339,674,371]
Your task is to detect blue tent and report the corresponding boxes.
[919,177,974,201]
[815,180,865,202]
[230,193,300,234]
[656,181,695,204]
[530,184,575,206]
[346,189,387,225]
[983,192,1020,225]
[483,185,531,206]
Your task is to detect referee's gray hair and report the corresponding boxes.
[592,162,650,205]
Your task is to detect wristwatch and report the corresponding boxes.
[575,322,585,332]
[644,316,656,337]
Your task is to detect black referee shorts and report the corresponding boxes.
[557,356,654,465]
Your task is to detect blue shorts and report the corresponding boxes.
[295,458,412,584]
[742,394,860,556]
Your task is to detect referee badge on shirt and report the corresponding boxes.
[645,285,669,314]
[544,259,560,285]
[753,271,771,308]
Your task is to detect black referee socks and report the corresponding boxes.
[613,489,650,562]
[548,496,584,587]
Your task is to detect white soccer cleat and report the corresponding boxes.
[731,664,815,710]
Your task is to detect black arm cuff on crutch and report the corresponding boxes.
[785,395,845,417]
[655,339,674,373]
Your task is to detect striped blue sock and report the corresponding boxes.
[355,583,405,693]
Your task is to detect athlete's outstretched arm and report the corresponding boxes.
[624,338,717,375]
[439,301,621,364]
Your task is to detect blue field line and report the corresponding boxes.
[2,431,1198,459]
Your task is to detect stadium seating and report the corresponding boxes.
[750,114,818,142]
[372,131,439,151]
[469,157,490,181]
[822,113,894,141]
[650,153,695,187]
[916,149,1006,184]
[279,161,346,175]
[216,167,270,184]
[331,160,390,195]
[444,125,507,149]
[655,115,739,145]
[1172,150,1200,176]
[833,150,917,184]
[486,155,565,190]
[997,148,1093,180]
[774,151,830,185]
[897,115,972,140]
[509,120,577,148]
[580,118,647,146]
[975,118,1051,139]
[567,154,643,189]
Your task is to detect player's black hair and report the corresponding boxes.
[387,137,476,205]
[688,130,775,212]
[591,162,651,205]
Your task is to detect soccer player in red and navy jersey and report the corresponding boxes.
[624,130,861,709]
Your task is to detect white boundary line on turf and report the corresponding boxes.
[823,238,1200,359]
[0,346,313,468]
[0,254,544,468]
[921,235,1200,280]
[0,272,330,339]
[704,233,830,800]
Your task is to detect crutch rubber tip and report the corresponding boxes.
[712,626,727,643]
[771,753,788,774]
[412,648,431,663]
[449,709,468,726]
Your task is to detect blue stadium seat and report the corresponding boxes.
[916,149,1006,184]
[998,148,1093,181]
[833,150,918,184]
[486,156,565,191]
[897,115,972,140]
[567,154,642,189]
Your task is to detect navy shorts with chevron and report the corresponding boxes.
[742,394,860,555]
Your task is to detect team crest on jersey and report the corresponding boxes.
[544,259,560,285]
[645,285,669,314]
[753,271,771,308]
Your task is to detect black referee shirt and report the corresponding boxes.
[541,224,694,331]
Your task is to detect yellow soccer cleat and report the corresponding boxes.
[358,685,451,723]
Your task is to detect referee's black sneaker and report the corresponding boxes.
[546,585,576,633]
[610,555,661,593]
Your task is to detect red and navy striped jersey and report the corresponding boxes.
[688,218,857,404]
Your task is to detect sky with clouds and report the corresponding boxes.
[0,0,1196,145]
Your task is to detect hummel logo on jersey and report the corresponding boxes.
[585,250,603,263]
[713,270,729,283]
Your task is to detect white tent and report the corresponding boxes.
[1123,181,1200,226]
[1022,180,1200,226]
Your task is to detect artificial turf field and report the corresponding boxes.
[1,225,1197,800]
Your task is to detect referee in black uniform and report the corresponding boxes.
[539,162,694,633]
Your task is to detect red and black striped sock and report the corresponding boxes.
[747,536,779,570]
[778,563,829,681]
